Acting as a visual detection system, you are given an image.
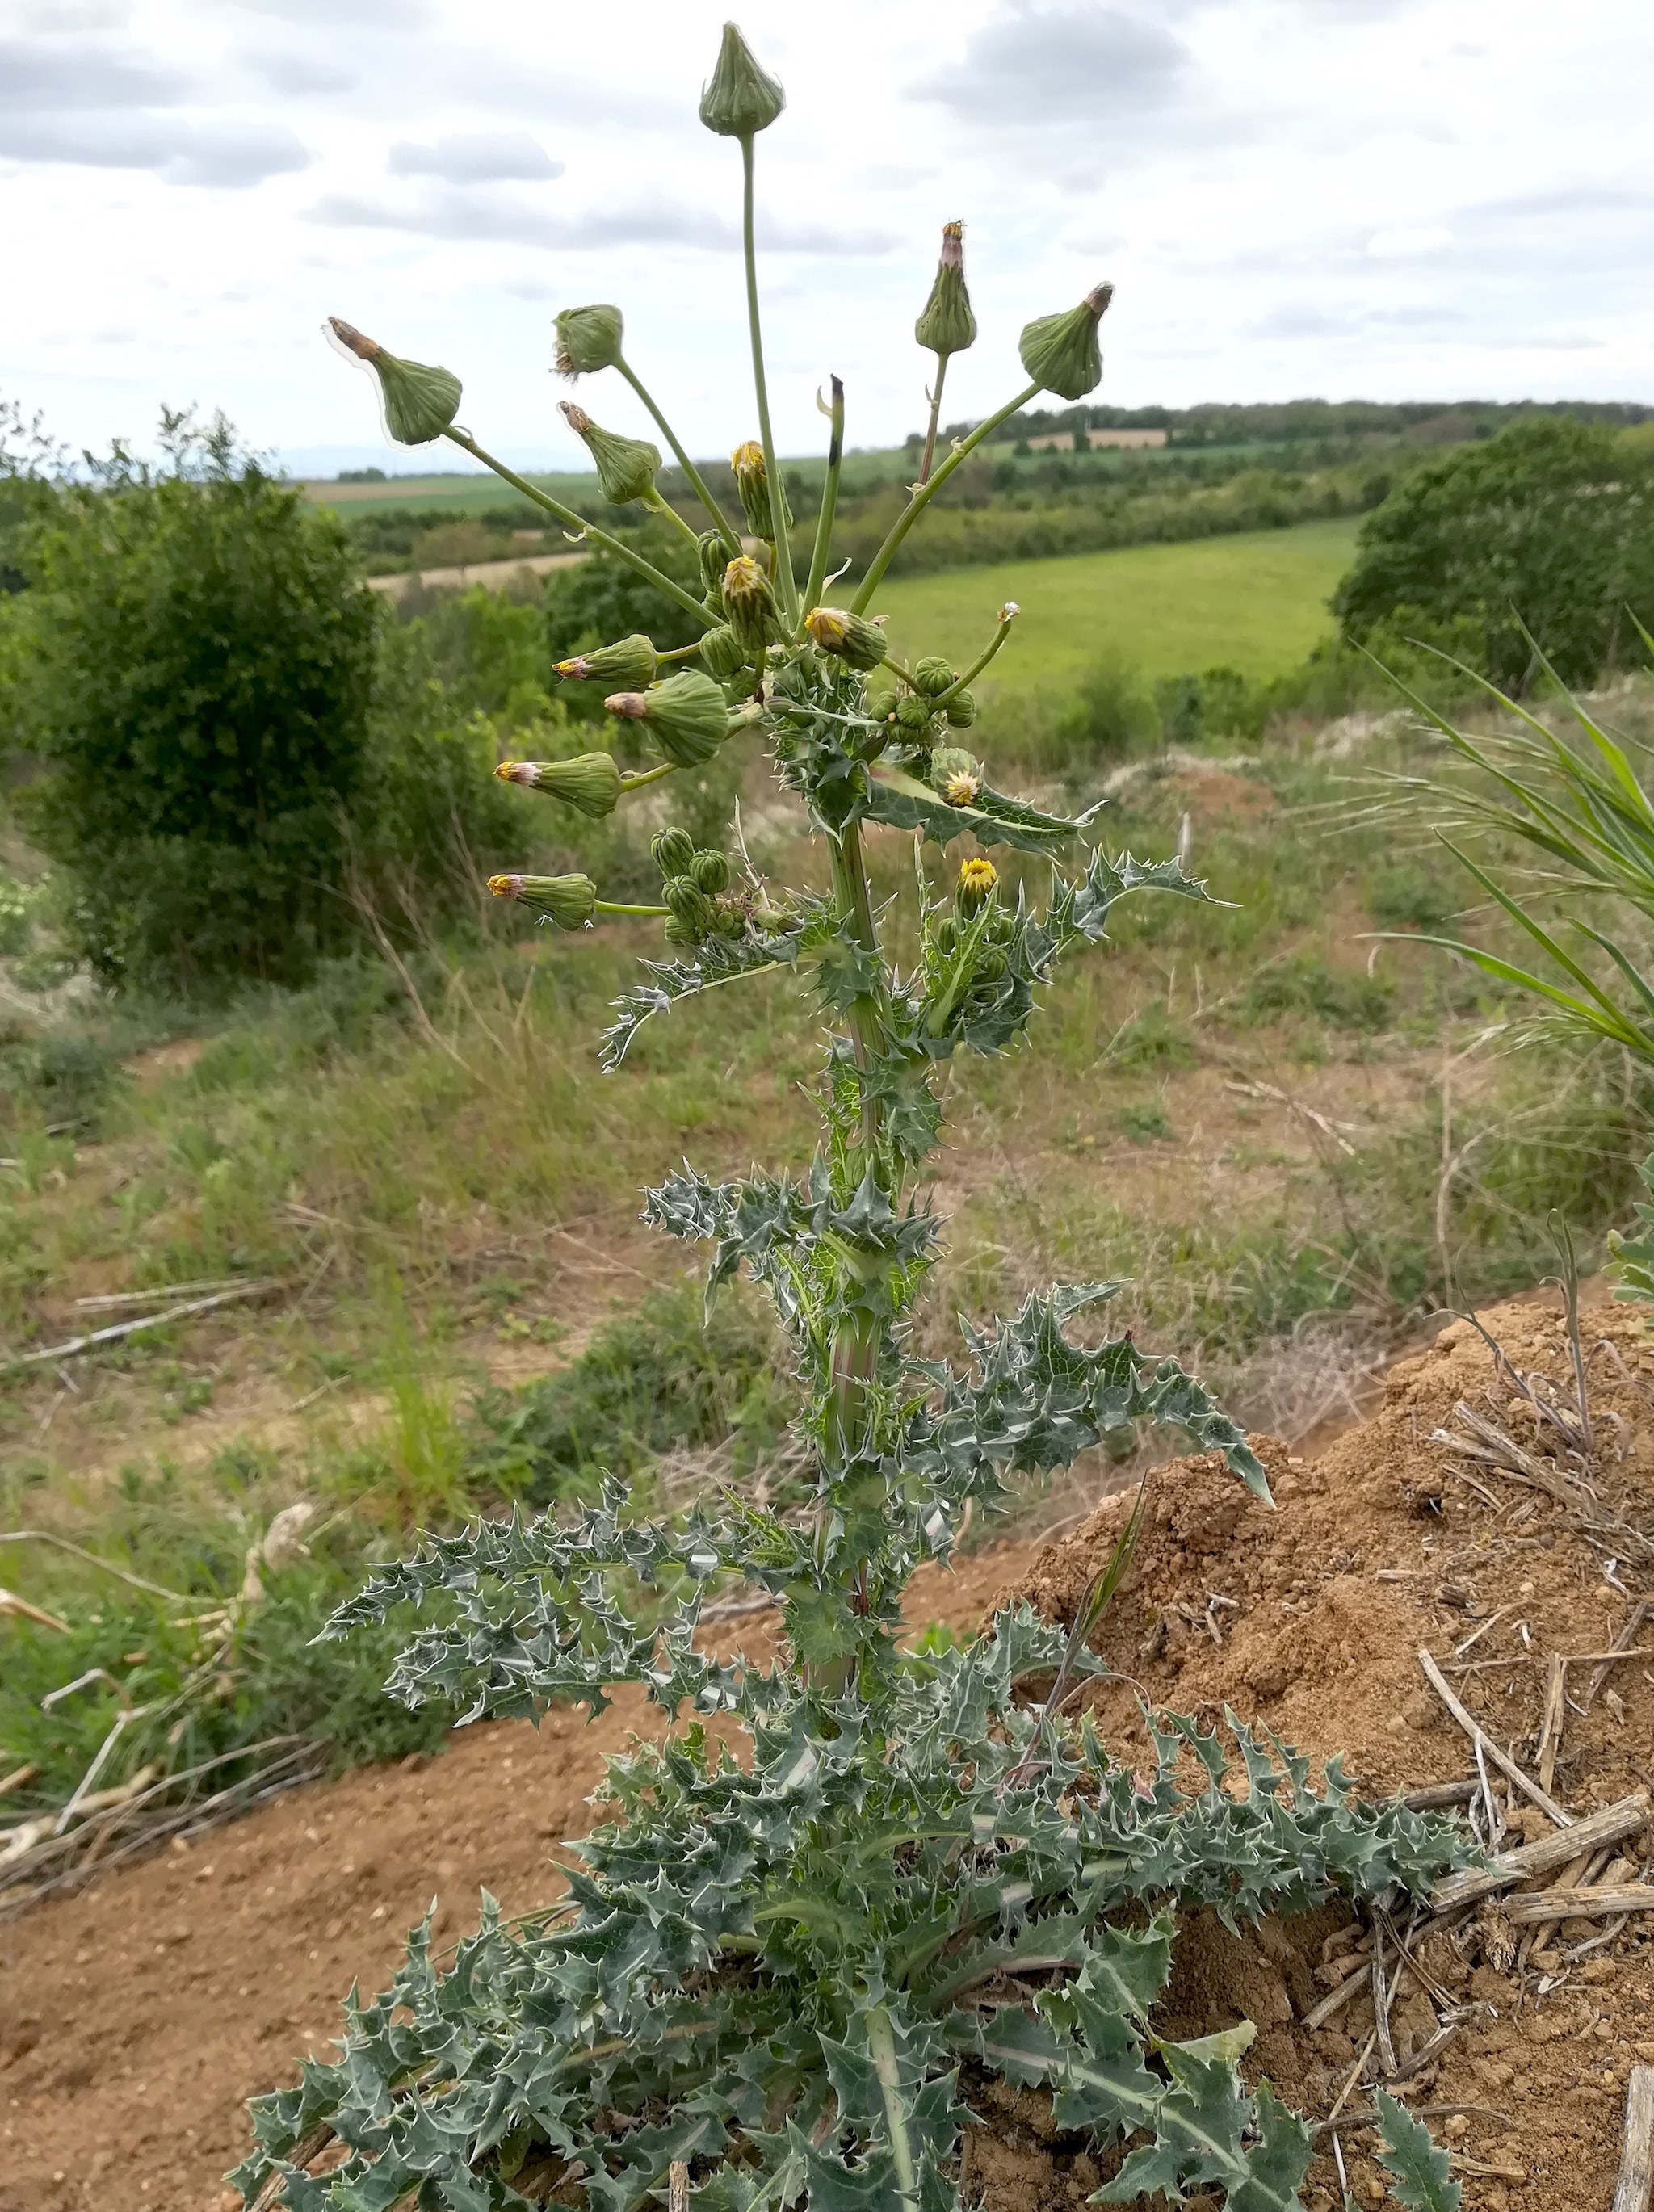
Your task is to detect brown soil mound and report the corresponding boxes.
[991,1293,1654,2211]
[4,1295,1652,2212]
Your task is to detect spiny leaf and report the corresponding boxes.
[1373,2088,1462,2212]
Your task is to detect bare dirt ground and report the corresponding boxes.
[6,1290,1653,2212]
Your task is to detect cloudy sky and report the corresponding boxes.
[5,0,1652,476]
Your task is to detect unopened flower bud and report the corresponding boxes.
[930,746,982,808]
[698,622,751,683]
[651,826,697,878]
[731,440,791,541]
[699,21,785,139]
[690,849,731,895]
[721,555,780,655]
[913,656,955,699]
[974,943,1008,983]
[493,753,622,819]
[664,877,717,936]
[894,695,934,737]
[606,669,733,768]
[326,317,460,447]
[955,855,997,917]
[487,872,597,929]
[664,914,700,947]
[698,531,729,594]
[560,401,661,506]
[946,688,978,729]
[1018,283,1115,401]
[554,633,657,690]
[553,303,624,379]
[804,605,888,672]
[914,222,977,360]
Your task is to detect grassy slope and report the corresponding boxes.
[873,517,1361,696]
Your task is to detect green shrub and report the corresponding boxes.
[1333,417,1654,689]
[13,414,378,993]
[1047,649,1158,767]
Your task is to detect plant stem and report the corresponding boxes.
[850,381,1038,613]
[918,355,949,485]
[931,604,1020,708]
[802,375,844,613]
[741,135,800,625]
[618,763,678,791]
[642,491,705,553]
[440,428,713,628]
[865,2005,921,2212]
[824,820,887,1468]
[594,900,670,917]
[617,357,741,551]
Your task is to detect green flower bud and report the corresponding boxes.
[606,669,733,768]
[804,605,888,672]
[553,303,624,378]
[487,872,597,930]
[554,633,657,690]
[930,746,983,808]
[493,753,622,819]
[731,441,792,542]
[894,695,934,737]
[1018,283,1115,401]
[721,555,781,655]
[690,849,731,895]
[664,878,717,936]
[913,655,956,699]
[664,914,701,947]
[652,826,697,878]
[698,531,728,594]
[698,622,751,684]
[955,855,997,917]
[914,222,977,359]
[973,943,1009,984]
[560,401,661,506]
[326,318,460,447]
[934,917,958,956]
[699,21,785,139]
[946,688,978,729]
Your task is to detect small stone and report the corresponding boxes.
[1443,2113,1470,2139]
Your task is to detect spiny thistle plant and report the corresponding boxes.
[240,27,1471,2210]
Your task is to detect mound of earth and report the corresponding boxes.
[2,1293,1652,2212]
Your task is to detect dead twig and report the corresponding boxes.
[1418,1647,1572,1828]
[1538,1652,1567,1797]
[0,1587,69,1632]
[1587,1603,1654,1715]
[1614,2065,1654,2212]
[0,1531,198,1605]
[1,1279,284,1375]
[1429,1791,1648,1916]
[1504,1884,1654,1925]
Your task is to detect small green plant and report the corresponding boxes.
[237,30,1470,2208]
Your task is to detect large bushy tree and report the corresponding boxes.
[1334,415,1654,689]
[15,413,377,993]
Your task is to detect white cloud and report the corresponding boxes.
[1367,225,1453,259]
[2,0,1652,465]
[388,131,562,183]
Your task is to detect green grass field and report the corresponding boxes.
[874,517,1361,699]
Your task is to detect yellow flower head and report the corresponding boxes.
[955,856,997,915]
[943,768,981,808]
[722,554,768,602]
[730,439,767,481]
[487,873,522,900]
[804,607,848,649]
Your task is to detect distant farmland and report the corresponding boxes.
[874,517,1360,698]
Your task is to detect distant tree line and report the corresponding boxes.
[959,395,1653,451]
